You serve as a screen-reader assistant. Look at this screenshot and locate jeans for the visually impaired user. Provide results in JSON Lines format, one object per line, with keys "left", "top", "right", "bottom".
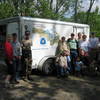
{"left": 13, "top": 58, "right": 21, "bottom": 81}
{"left": 60, "top": 67, "right": 68, "bottom": 76}
{"left": 67, "top": 56, "right": 71, "bottom": 73}
{"left": 70, "top": 49, "right": 78, "bottom": 74}
{"left": 56, "top": 64, "right": 61, "bottom": 76}
{"left": 56, "top": 64, "right": 68, "bottom": 76}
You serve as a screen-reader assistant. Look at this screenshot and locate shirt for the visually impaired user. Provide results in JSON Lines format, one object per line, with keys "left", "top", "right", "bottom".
{"left": 97, "top": 42, "right": 100, "bottom": 47}
{"left": 67, "top": 39, "right": 78, "bottom": 50}
{"left": 22, "top": 38, "right": 32, "bottom": 50}
{"left": 12, "top": 41, "right": 22, "bottom": 57}
{"left": 75, "top": 61, "right": 83, "bottom": 71}
{"left": 56, "top": 56, "right": 67, "bottom": 68}
{"left": 56, "top": 40, "right": 69, "bottom": 56}
{"left": 78, "top": 39, "right": 83, "bottom": 48}
{"left": 4, "top": 41, "right": 13, "bottom": 61}
{"left": 79, "top": 40, "right": 89, "bottom": 52}
{"left": 89, "top": 37, "right": 99, "bottom": 48}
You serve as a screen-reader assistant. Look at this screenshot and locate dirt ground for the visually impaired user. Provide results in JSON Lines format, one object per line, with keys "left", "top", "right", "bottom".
{"left": 0, "top": 74, "right": 100, "bottom": 100}
{"left": 0, "top": 62, "right": 100, "bottom": 100}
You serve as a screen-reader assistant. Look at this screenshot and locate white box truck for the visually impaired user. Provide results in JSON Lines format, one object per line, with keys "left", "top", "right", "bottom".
{"left": 0, "top": 16, "right": 90, "bottom": 74}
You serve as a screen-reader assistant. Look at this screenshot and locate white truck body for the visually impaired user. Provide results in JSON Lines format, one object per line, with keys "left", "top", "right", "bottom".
{"left": 0, "top": 17, "right": 90, "bottom": 73}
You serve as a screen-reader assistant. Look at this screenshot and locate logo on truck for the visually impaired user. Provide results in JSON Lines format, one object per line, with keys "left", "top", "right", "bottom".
{"left": 40, "top": 38, "right": 46, "bottom": 45}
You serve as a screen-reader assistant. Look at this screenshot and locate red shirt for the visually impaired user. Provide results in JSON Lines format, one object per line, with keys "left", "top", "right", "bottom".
{"left": 4, "top": 41, "right": 13, "bottom": 61}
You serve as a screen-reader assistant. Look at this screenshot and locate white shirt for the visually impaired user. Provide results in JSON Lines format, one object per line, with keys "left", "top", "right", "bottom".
{"left": 97, "top": 42, "right": 100, "bottom": 47}
{"left": 89, "top": 37, "right": 99, "bottom": 48}
{"left": 79, "top": 40, "right": 89, "bottom": 52}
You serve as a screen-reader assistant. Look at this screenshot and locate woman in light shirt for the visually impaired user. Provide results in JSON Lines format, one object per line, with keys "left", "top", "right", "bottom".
{"left": 79, "top": 35, "right": 90, "bottom": 66}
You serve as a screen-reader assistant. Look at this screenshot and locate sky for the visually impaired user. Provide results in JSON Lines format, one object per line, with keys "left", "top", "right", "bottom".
{"left": 65, "top": 0, "right": 100, "bottom": 18}
{"left": 81, "top": 0, "right": 100, "bottom": 12}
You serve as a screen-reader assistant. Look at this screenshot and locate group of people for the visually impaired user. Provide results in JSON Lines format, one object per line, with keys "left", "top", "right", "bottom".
{"left": 4, "top": 31, "right": 32, "bottom": 87}
{"left": 55, "top": 32, "right": 100, "bottom": 78}
{"left": 4, "top": 31, "right": 100, "bottom": 87}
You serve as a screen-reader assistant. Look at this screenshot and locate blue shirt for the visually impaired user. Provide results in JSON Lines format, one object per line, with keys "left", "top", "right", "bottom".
{"left": 75, "top": 61, "right": 83, "bottom": 71}
{"left": 12, "top": 41, "right": 22, "bottom": 57}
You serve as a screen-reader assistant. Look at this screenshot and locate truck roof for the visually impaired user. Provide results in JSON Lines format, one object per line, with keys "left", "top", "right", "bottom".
{"left": 0, "top": 16, "right": 89, "bottom": 27}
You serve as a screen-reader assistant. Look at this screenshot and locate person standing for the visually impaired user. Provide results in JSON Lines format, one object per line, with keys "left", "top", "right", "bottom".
{"left": 78, "top": 32, "right": 83, "bottom": 42}
{"left": 12, "top": 33, "right": 22, "bottom": 83}
{"left": 56, "top": 36, "right": 70, "bottom": 56}
{"left": 67, "top": 33, "right": 78, "bottom": 74}
{"left": 56, "top": 50, "right": 69, "bottom": 78}
{"left": 96, "top": 37, "right": 100, "bottom": 70}
{"left": 89, "top": 32, "right": 99, "bottom": 49}
{"left": 77, "top": 32, "right": 83, "bottom": 56}
{"left": 56, "top": 36, "right": 70, "bottom": 75}
{"left": 4, "top": 35, "right": 13, "bottom": 87}
{"left": 89, "top": 32, "right": 99, "bottom": 61}
{"left": 79, "top": 35, "right": 90, "bottom": 66}
{"left": 21, "top": 31, "right": 32, "bottom": 81}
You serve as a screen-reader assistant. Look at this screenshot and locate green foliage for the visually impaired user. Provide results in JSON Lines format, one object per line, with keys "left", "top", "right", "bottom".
{"left": 0, "top": 0, "right": 36, "bottom": 18}
{"left": 0, "top": 0, "right": 100, "bottom": 37}
{"left": 0, "top": 3, "right": 14, "bottom": 19}
{"left": 96, "top": 33, "right": 100, "bottom": 37}
{"left": 86, "top": 7, "right": 100, "bottom": 37}
{"left": 34, "top": 0, "right": 71, "bottom": 19}
{"left": 34, "top": 0, "right": 58, "bottom": 19}
{"left": 76, "top": 7, "right": 100, "bottom": 37}
{"left": 0, "top": 0, "right": 71, "bottom": 20}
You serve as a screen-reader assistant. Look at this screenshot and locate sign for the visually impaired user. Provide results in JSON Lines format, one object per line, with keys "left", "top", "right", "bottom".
{"left": 40, "top": 38, "right": 46, "bottom": 45}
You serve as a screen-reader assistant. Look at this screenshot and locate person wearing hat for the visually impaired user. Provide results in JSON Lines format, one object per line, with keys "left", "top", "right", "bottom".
{"left": 89, "top": 32, "right": 99, "bottom": 61}
{"left": 21, "top": 31, "right": 32, "bottom": 81}
{"left": 89, "top": 32, "right": 99, "bottom": 49}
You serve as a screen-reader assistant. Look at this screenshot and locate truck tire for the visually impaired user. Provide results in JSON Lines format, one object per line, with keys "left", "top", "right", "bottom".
{"left": 42, "top": 58, "right": 55, "bottom": 75}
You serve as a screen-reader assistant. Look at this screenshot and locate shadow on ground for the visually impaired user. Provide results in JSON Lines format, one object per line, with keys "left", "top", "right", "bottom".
{"left": 0, "top": 64, "right": 100, "bottom": 100}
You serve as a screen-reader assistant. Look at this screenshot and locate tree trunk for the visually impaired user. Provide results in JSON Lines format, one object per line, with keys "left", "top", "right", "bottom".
{"left": 86, "top": 0, "right": 96, "bottom": 24}
{"left": 74, "top": 0, "right": 78, "bottom": 22}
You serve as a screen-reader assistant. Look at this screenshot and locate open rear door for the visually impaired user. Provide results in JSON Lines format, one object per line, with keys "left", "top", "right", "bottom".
{"left": 0, "top": 25, "right": 6, "bottom": 58}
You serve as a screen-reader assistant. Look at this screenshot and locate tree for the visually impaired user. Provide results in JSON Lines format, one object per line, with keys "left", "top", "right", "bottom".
{"left": 0, "top": 2, "right": 14, "bottom": 19}
{"left": 76, "top": 6, "right": 100, "bottom": 36}
{"left": 89, "top": 7, "right": 100, "bottom": 35}
{"left": 0, "top": 0, "right": 35, "bottom": 18}
{"left": 65, "top": 0, "right": 83, "bottom": 22}
{"left": 0, "top": 0, "right": 72, "bottom": 19}
{"left": 34, "top": 0, "right": 72, "bottom": 19}
{"left": 86, "top": 0, "right": 97, "bottom": 23}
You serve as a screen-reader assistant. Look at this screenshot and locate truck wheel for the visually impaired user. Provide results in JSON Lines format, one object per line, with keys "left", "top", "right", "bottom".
{"left": 42, "top": 58, "right": 55, "bottom": 75}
